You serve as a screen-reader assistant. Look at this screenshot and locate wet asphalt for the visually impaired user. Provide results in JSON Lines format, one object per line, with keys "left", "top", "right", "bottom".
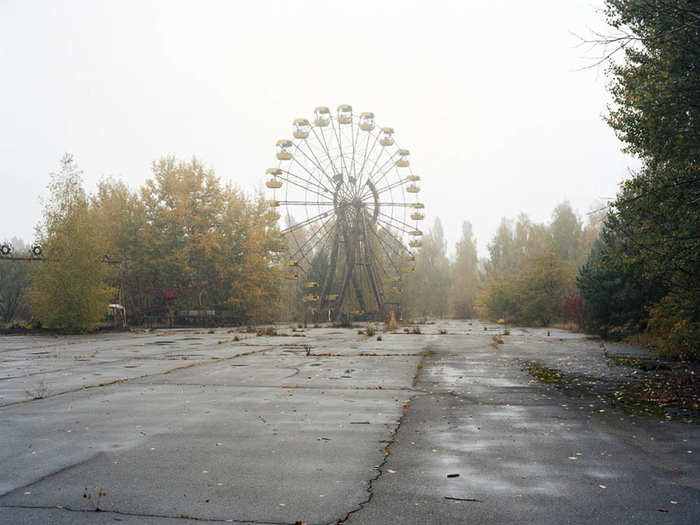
{"left": 0, "top": 321, "right": 697, "bottom": 524}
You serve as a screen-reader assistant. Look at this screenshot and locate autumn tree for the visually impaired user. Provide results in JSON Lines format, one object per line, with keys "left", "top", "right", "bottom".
{"left": 449, "top": 221, "right": 480, "bottom": 318}
{"left": 479, "top": 204, "right": 585, "bottom": 326}
{"left": 226, "top": 193, "right": 284, "bottom": 323}
{"left": 551, "top": 201, "right": 582, "bottom": 262}
{"left": 28, "top": 155, "right": 112, "bottom": 332}
{"left": 402, "top": 218, "right": 450, "bottom": 319}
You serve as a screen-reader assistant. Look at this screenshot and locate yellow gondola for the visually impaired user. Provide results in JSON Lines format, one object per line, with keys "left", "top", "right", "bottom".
{"left": 326, "top": 294, "right": 338, "bottom": 301}
{"left": 286, "top": 260, "right": 298, "bottom": 267}
{"left": 293, "top": 118, "right": 311, "bottom": 139}
{"left": 305, "top": 282, "right": 319, "bottom": 289}
{"left": 266, "top": 200, "right": 280, "bottom": 207}
{"left": 276, "top": 139, "right": 293, "bottom": 160}
{"left": 337, "top": 104, "right": 352, "bottom": 124}
{"left": 380, "top": 127, "right": 394, "bottom": 146}
{"left": 350, "top": 310, "right": 363, "bottom": 316}
{"left": 314, "top": 106, "right": 330, "bottom": 127}
{"left": 284, "top": 273, "right": 300, "bottom": 280}
{"left": 409, "top": 240, "right": 422, "bottom": 248}
{"left": 391, "top": 275, "right": 402, "bottom": 282}
{"left": 406, "top": 174, "right": 420, "bottom": 182}
{"left": 408, "top": 229, "right": 423, "bottom": 236}
{"left": 411, "top": 212, "right": 424, "bottom": 221}
{"left": 411, "top": 202, "right": 425, "bottom": 209}
{"left": 396, "top": 149, "right": 410, "bottom": 167}
{"left": 303, "top": 294, "right": 320, "bottom": 302}
{"left": 406, "top": 184, "right": 420, "bottom": 193}
{"left": 359, "top": 112, "right": 375, "bottom": 131}
{"left": 390, "top": 287, "right": 401, "bottom": 294}
{"left": 266, "top": 179, "right": 282, "bottom": 189}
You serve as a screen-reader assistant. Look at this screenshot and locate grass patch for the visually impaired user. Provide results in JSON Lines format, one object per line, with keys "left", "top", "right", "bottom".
{"left": 527, "top": 365, "right": 566, "bottom": 384}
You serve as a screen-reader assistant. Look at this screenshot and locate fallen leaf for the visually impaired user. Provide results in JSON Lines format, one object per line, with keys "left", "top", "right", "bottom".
{"left": 671, "top": 500, "right": 678, "bottom": 504}
{"left": 599, "top": 484, "right": 606, "bottom": 489}
{"left": 658, "top": 508, "right": 668, "bottom": 513}
{"left": 387, "top": 469, "right": 396, "bottom": 473}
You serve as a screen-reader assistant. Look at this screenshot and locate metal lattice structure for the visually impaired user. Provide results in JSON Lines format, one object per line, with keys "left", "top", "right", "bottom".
{"left": 267, "top": 105, "right": 424, "bottom": 320}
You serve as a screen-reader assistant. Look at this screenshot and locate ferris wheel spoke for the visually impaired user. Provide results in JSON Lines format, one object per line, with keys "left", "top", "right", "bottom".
{"left": 313, "top": 126, "right": 341, "bottom": 180}
{"left": 280, "top": 207, "right": 338, "bottom": 235}
{"left": 277, "top": 171, "right": 333, "bottom": 200}
{"left": 373, "top": 177, "right": 413, "bottom": 196}
{"left": 363, "top": 221, "right": 402, "bottom": 275}
{"left": 349, "top": 116, "right": 361, "bottom": 183}
{"left": 356, "top": 129, "right": 380, "bottom": 191}
{"left": 275, "top": 200, "right": 334, "bottom": 206}
{"left": 288, "top": 218, "right": 336, "bottom": 269}
{"left": 294, "top": 141, "right": 336, "bottom": 189}
{"left": 365, "top": 156, "right": 402, "bottom": 191}
{"left": 377, "top": 223, "right": 414, "bottom": 256}
{"left": 329, "top": 117, "right": 350, "bottom": 184}
{"left": 301, "top": 138, "right": 336, "bottom": 188}
{"left": 360, "top": 175, "right": 412, "bottom": 201}
{"left": 375, "top": 201, "right": 419, "bottom": 207}
{"left": 364, "top": 148, "right": 396, "bottom": 187}
{"left": 289, "top": 158, "right": 334, "bottom": 195}
{"left": 375, "top": 215, "right": 412, "bottom": 235}
{"left": 377, "top": 210, "right": 420, "bottom": 233}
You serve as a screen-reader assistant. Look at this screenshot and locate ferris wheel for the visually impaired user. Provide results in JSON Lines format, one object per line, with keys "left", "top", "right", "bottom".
{"left": 266, "top": 105, "right": 424, "bottom": 320}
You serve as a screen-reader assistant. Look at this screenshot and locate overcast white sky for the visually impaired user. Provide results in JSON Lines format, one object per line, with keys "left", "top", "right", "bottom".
{"left": 0, "top": 0, "right": 635, "bottom": 257}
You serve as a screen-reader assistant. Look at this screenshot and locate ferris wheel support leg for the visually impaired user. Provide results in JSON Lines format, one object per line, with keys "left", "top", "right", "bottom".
{"left": 366, "top": 260, "right": 383, "bottom": 316}
{"left": 361, "top": 213, "right": 384, "bottom": 316}
{"left": 332, "top": 232, "right": 356, "bottom": 321}
{"left": 319, "top": 235, "right": 340, "bottom": 312}
{"left": 352, "top": 273, "right": 366, "bottom": 314}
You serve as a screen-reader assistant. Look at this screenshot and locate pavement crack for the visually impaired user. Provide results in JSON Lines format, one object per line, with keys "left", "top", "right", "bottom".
{"left": 331, "top": 346, "right": 435, "bottom": 524}
{"left": 0, "top": 348, "right": 270, "bottom": 409}
{"left": 0, "top": 504, "right": 292, "bottom": 524}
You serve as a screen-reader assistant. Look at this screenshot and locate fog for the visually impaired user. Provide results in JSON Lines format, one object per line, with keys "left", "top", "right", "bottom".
{"left": 0, "top": 0, "right": 634, "bottom": 256}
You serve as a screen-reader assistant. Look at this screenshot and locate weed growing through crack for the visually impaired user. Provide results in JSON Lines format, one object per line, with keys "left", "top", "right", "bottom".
{"left": 25, "top": 380, "right": 48, "bottom": 400}
{"left": 83, "top": 487, "right": 107, "bottom": 511}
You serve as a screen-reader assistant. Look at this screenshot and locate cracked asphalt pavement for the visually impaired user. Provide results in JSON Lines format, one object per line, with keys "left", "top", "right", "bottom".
{"left": 0, "top": 320, "right": 698, "bottom": 524}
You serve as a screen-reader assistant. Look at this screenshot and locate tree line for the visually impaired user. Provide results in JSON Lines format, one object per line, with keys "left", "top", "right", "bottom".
{"left": 578, "top": 0, "right": 698, "bottom": 359}
{"left": 398, "top": 202, "right": 601, "bottom": 328}
{"left": 1, "top": 154, "right": 282, "bottom": 332}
